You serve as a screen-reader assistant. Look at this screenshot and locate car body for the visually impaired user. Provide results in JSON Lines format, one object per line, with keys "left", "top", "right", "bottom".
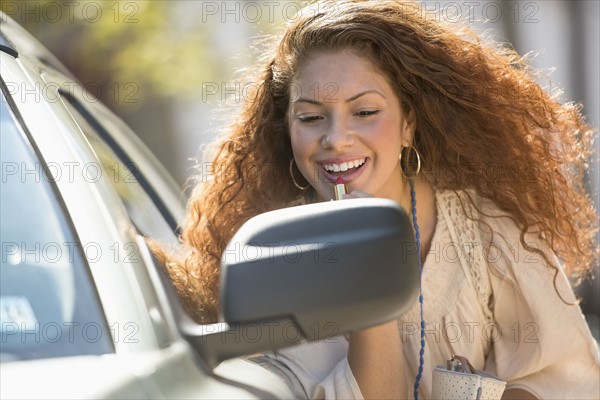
{"left": 1, "top": 13, "right": 419, "bottom": 399}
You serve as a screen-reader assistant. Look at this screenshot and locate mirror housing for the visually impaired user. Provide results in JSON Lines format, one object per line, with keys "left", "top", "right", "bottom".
{"left": 178, "top": 199, "right": 419, "bottom": 367}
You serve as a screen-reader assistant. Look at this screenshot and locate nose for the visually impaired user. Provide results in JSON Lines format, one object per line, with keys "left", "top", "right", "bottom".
{"left": 321, "top": 116, "right": 354, "bottom": 149}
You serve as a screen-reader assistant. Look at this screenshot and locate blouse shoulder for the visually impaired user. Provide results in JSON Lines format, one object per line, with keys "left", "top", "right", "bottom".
{"left": 438, "top": 191, "right": 600, "bottom": 398}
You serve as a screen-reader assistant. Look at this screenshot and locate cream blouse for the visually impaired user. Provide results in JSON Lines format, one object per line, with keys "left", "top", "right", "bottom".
{"left": 251, "top": 189, "right": 600, "bottom": 399}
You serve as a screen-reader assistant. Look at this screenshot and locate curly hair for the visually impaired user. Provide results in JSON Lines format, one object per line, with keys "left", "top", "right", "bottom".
{"left": 151, "top": 0, "right": 598, "bottom": 323}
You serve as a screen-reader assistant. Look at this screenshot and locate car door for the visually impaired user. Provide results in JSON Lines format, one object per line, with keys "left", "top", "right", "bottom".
{"left": 1, "top": 36, "right": 292, "bottom": 398}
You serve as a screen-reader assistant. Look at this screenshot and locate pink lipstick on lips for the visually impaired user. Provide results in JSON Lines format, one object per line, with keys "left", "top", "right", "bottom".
{"left": 334, "top": 177, "right": 347, "bottom": 200}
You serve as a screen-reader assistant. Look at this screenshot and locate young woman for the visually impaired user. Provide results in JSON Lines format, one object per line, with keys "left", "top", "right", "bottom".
{"left": 153, "top": 1, "right": 599, "bottom": 398}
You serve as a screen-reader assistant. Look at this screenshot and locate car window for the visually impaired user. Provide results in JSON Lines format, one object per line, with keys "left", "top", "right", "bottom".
{"left": 0, "top": 88, "right": 114, "bottom": 362}
{"left": 57, "top": 91, "right": 180, "bottom": 347}
{"left": 59, "top": 93, "right": 178, "bottom": 244}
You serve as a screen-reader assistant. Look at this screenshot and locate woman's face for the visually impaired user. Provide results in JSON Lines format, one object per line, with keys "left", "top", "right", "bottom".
{"left": 288, "top": 50, "right": 415, "bottom": 202}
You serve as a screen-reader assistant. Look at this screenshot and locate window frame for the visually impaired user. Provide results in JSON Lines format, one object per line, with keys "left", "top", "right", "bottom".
{"left": 0, "top": 76, "right": 116, "bottom": 360}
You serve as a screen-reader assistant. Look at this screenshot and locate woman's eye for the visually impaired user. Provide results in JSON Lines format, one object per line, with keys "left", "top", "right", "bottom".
{"left": 355, "top": 110, "right": 380, "bottom": 117}
{"left": 298, "top": 115, "right": 323, "bottom": 122}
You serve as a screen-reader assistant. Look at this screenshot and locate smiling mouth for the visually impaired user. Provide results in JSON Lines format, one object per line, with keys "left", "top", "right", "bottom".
{"left": 320, "top": 158, "right": 367, "bottom": 178}
{"left": 322, "top": 158, "right": 366, "bottom": 172}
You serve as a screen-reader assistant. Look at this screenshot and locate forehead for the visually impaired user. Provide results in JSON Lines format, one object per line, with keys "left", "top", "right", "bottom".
{"left": 292, "top": 50, "right": 395, "bottom": 99}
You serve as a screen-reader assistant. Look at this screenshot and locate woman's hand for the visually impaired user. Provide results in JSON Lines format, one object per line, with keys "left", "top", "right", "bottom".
{"left": 343, "top": 190, "right": 407, "bottom": 398}
{"left": 340, "top": 190, "right": 373, "bottom": 199}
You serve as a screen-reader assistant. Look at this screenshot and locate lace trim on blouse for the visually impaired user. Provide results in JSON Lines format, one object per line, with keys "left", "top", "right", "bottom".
{"left": 437, "top": 190, "right": 494, "bottom": 324}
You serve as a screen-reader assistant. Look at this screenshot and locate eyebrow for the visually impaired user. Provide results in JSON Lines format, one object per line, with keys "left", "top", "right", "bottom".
{"left": 292, "top": 89, "right": 385, "bottom": 104}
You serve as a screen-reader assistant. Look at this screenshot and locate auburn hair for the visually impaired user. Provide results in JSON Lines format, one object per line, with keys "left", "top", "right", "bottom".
{"left": 151, "top": 0, "right": 598, "bottom": 323}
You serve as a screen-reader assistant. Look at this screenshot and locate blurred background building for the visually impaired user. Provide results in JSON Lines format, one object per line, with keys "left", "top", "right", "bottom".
{"left": 2, "top": 0, "right": 598, "bottom": 324}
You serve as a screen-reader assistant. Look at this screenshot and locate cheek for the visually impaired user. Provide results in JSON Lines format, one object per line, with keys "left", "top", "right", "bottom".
{"left": 289, "top": 131, "right": 305, "bottom": 158}
{"left": 290, "top": 128, "right": 317, "bottom": 159}
{"left": 368, "top": 118, "right": 403, "bottom": 154}
{"left": 290, "top": 128, "right": 323, "bottom": 186}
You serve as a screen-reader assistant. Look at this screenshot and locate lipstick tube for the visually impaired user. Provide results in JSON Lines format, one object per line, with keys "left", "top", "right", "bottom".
{"left": 334, "top": 177, "right": 347, "bottom": 200}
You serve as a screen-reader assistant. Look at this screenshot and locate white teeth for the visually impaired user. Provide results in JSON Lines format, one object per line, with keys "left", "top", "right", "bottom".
{"left": 322, "top": 158, "right": 365, "bottom": 172}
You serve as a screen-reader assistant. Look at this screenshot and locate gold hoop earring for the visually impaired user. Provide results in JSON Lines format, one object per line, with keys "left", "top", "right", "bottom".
{"left": 289, "top": 158, "right": 310, "bottom": 190}
{"left": 399, "top": 145, "right": 422, "bottom": 178}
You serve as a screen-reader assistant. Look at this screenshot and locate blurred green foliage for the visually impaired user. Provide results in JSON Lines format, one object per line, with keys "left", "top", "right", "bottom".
{"left": 0, "top": 0, "right": 222, "bottom": 105}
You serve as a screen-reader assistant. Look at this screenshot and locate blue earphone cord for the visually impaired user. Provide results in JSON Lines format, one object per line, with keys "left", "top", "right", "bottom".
{"left": 409, "top": 179, "right": 425, "bottom": 400}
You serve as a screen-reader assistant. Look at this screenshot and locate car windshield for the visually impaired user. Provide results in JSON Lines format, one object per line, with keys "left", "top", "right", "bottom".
{"left": 0, "top": 89, "right": 113, "bottom": 362}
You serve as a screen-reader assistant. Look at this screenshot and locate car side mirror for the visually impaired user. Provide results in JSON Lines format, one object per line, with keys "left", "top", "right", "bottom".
{"left": 179, "top": 199, "right": 419, "bottom": 367}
